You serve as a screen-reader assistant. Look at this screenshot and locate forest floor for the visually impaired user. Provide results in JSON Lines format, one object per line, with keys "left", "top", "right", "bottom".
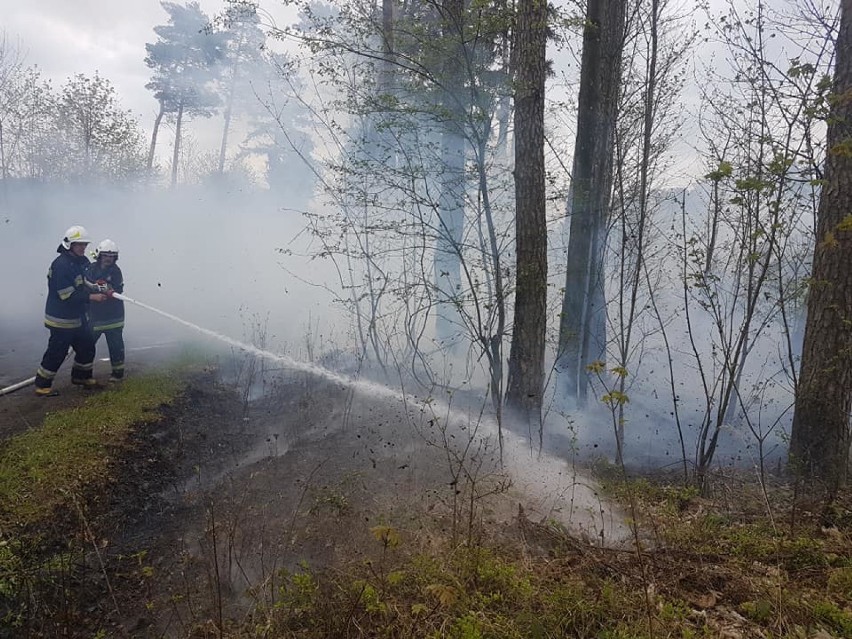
{"left": 0, "top": 332, "right": 850, "bottom": 638}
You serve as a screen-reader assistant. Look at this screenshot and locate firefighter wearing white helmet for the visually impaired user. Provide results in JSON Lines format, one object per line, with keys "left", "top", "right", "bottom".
{"left": 94, "top": 239, "right": 119, "bottom": 258}
{"left": 61, "top": 225, "right": 92, "bottom": 249}
{"left": 34, "top": 225, "right": 108, "bottom": 396}
{"left": 86, "top": 239, "right": 126, "bottom": 382}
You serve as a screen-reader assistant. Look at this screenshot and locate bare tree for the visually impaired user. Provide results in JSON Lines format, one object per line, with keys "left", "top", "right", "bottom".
{"left": 605, "top": 0, "right": 693, "bottom": 464}
{"left": 0, "top": 32, "right": 24, "bottom": 182}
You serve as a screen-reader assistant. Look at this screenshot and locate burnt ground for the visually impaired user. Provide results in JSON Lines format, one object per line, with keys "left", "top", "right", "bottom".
{"left": 0, "top": 330, "right": 627, "bottom": 638}
{"left": 4, "top": 334, "right": 851, "bottom": 639}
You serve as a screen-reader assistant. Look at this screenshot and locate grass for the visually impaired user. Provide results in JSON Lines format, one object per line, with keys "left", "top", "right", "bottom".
{"left": 236, "top": 473, "right": 852, "bottom": 639}
{"left": 0, "top": 367, "right": 849, "bottom": 638}
{"left": 0, "top": 369, "right": 190, "bottom": 634}
{"left": 0, "top": 373, "right": 183, "bottom": 529}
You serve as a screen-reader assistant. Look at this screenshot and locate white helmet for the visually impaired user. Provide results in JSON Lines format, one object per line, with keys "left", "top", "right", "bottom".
{"left": 95, "top": 239, "right": 119, "bottom": 259}
{"left": 61, "top": 225, "right": 91, "bottom": 249}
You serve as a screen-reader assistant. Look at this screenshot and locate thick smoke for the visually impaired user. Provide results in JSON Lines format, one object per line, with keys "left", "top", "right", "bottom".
{"left": 1, "top": 182, "right": 344, "bottom": 384}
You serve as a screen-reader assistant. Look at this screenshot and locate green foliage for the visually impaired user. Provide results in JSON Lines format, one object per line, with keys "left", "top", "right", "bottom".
{"left": 144, "top": 1, "right": 226, "bottom": 117}
{"left": 309, "top": 485, "right": 350, "bottom": 515}
{"left": 57, "top": 73, "right": 148, "bottom": 181}
{"left": 594, "top": 473, "right": 699, "bottom": 515}
{"left": 812, "top": 600, "right": 852, "bottom": 636}
{"left": 0, "top": 372, "right": 185, "bottom": 633}
{"left": 828, "top": 567, "right": 852, "bottom": 598}
{"left": 602, "top": 390, "right": 630, "bottom": 407}
{"left": 837, "top": 214, "right": 852, "bottom": 233}
{"left": 829, "top": 137, "right": 852, "bottom": 158}
{"left": 788, "top": 59, "right": 816, "bottom": 79}
{"left": 741, "top": 599, "right": 773, "bottom": 623}
{"left": 370, "top": 525, "right": 401, "bottom": 548}
{"left": 705, "top": 160, "right": 733, "bottom": 181}
{"left": 255, "top": 538, "right": 681, "bottom": 637}
{"left": 448, "top": 613, "right": 483, "bottom": 639}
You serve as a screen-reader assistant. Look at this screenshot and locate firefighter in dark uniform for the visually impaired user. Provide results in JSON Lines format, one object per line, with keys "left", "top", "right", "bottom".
{"left": 34, "top": 225, "right": 108, "bottom": 397}
{"left": 86, "top": 239, "right": 125, "bottom": 382}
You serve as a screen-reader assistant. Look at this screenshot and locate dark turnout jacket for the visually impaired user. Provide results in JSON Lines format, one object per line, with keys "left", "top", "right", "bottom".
{"left": 86, "top": 261, "right": 125, "bottom": 332}
{"left": 44, "top": 247, "right": 92, "bottom": 329}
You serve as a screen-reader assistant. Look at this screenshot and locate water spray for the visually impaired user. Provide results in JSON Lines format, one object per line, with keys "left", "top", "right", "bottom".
{"left": 112, "top": 293, "right": 630, "bottom": 544}
{"left": 1, "top": 292, "right": 629, "bottom": 544}
{"left": 112, "top": 293, "right": 394, "bottom": 397}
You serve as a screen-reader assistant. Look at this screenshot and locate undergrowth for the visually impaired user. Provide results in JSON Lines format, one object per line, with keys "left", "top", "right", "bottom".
{"left": 0, "top": 371, "right": 187, "bottom": 634}
{"left": 233, "top": 474, "right": 852, "bottom": 639}
{"left": 0, "top": 374, "right": 182, "bottom": 528}
{"left": 0, "top": 367, "right": 850, "bottom": 639}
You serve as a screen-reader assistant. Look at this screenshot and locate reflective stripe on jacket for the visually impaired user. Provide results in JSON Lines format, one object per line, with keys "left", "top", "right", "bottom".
{"left": 44, "top": 248, "right": 91, "bottom": 330}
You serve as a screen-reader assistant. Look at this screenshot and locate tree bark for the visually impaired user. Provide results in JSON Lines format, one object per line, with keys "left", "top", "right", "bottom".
{"left": 556, "top": 0, "right": 625, "bottom": 407}
{"left": 434, "top": 0, "right": 467, "bottom": 349}
{"left": 506, "top": 0, "right": 548, "bottom": 430}
{"left": 789, "top": 0, "right": 852, "bottom": 493}
{"left": 218, "top": 60, "right": 238, "bottom": 174}
{"left": 147, "top": 99, "right": 165, "bottom": 173}
{"left": 0, "top": 118, "right": 7, "bottom": 180}
{"left": 171, "top": 102, "right": 184, "bottom": 188}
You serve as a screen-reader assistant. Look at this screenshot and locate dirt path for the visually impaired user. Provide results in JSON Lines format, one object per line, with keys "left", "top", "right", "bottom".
{"left": 0, "top": 325, "right": 183, "bottom": 441}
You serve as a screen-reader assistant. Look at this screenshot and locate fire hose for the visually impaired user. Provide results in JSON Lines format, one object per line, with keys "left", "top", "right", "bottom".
{"left": 0, "top": 376, "right": 37, "bottom": 396}
{"left": 1, "top": 291, "right": 298, "bottom": 396}
{"left": 0, "top": 292, "right": 135, "bottom": 397}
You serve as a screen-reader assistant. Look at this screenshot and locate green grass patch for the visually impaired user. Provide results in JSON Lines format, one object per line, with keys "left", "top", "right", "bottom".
{"left": 259, "top": 539, "right": 667, "bottom": 638}
{"left": 0, "top": 373, "right": 184, "bottom": 529}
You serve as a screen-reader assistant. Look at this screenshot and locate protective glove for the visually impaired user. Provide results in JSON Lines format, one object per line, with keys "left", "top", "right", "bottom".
{"left": 105, "top": 290, "right": 116, "bottom": 299}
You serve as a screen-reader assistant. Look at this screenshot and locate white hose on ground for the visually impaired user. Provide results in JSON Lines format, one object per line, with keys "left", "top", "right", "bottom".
{"left": 0, "top": 376, "right": 37, "bottom": 396}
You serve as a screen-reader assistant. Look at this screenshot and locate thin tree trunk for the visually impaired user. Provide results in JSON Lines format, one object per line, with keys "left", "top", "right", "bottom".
{"left": 615, "top": 0, "right": 659, "bottom": 462}
{"left": 171, "top": 102, "right": 184, "bottom": 188}
{"left": 0, "top": 118, "right": 7, "bottom": 180}
{"left": 789, "top": 0, "right": 852, "bottom": 493}
{"left": 506, "top": 0, "right": 548, "bottom": 431}
{"left": 218, "top": 68, "right": 237, "bottom": 174}
{"left": 147, "top": 100, "right": 165, "bottom": 173}
{"left": 381, "top": 0, "right": 395, "bottom": 89}
{"left": 434, "top": 0, "right": 467, "bottom": 349}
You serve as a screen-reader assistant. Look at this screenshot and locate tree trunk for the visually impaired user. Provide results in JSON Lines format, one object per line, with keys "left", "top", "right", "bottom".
{"left": 381, "top": 0, "right": 395, "bottom": 90}
{"left": 171, "top": 102, "right": 184, "bottom": 188}
{"left": 147, "top": 100, "right": 165, "bottom": 173}
{"left": 434, "top": 0, "right": 467, "bottom": 349}
{"left": 218, "top": 64, "right": 238, "bottom": 174}
{"left": 506, "top": 0, "right": 548, "bottom": 432}
{"left": 556, "top": 0, "right": 625, "bottom": 408}
{"left": 0, "top": 118, "right": 7, "bottom": 180}
{"left": 789, "top": 0, "right": 852, "bottom": 493}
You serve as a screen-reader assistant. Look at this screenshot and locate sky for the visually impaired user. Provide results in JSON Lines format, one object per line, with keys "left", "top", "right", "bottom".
{"left": 1, "top": 0, "right": 803, "bottom": 188}
{"left": 0, "top": 0, "right": 297, "bottom": 160}
{"left": 2, "top": 1, "right": 202, "bottom": 125}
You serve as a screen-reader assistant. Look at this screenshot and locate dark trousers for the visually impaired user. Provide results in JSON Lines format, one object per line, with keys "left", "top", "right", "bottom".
{"left": 94, "top": 328, "right": 125, "bottom": 378}
{"left": 35, "top": 324, "right": 96, "bottom": 388}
